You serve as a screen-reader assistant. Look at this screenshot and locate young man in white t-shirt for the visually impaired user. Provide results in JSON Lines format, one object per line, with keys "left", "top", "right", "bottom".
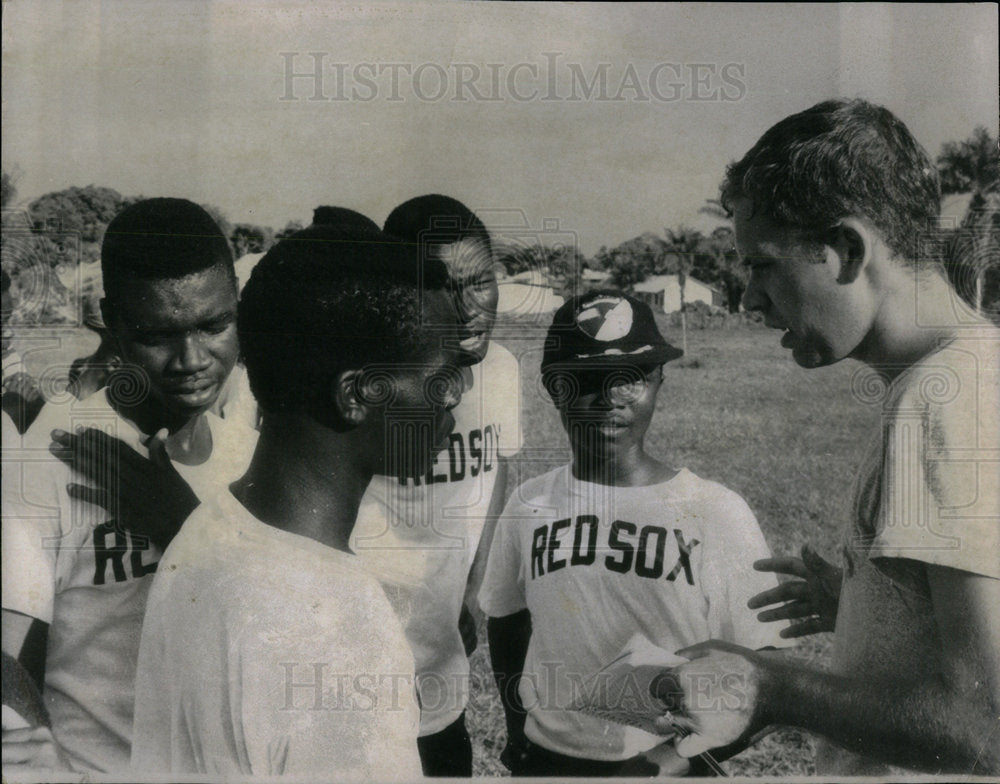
{"left": 351, "top": 195, "right": 522, "bottom": 776}
{"left": 131, "top": 221, "right": 471, "bottom": 778}
{"left": 1, "top": 199, "right": 256, "bottom": 774}
{"left": 667, "top": 100, "right": 1000, "bottom": 776}
{"left": 480, "top": 290, "right": 786, "bottom": 776}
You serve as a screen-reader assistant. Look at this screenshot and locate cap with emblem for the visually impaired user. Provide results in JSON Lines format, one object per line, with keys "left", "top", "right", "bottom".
{"left": 541, "top": 289, "right": 682, "bottom": 374}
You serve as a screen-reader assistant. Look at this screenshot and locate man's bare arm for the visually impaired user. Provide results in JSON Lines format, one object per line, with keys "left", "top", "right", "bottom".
{"left": 487, "top": 609, "right": 532, "bottom": 771}
{"left": 465, "top": 456, "right": 509, "bottom": 611}
{"left": 674, "top": 565, "right": 1000, "bottom": 773}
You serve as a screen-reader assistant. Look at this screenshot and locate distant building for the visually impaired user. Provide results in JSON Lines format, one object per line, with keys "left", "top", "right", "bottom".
{"left": 497, "top": 269, "right": 565, "bottom": 315}
{"left": 631, "top": 274, "right": 723, "bottom": 312}
{"left": 581, "top": 268, "right": 610, "bottom": 285}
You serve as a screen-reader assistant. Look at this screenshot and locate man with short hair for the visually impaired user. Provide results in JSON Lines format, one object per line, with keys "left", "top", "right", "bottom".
{"left": 350, "top": 195, "right": 523, "bottom": 776}
{"left": 131, "top": 222, "right": 468, "bottom": 778}
{"left": 664, "top": 99, "right": 1000, "bottom": 776}
{"left": 1, "top": 198, "right": 256, "bottom": 773}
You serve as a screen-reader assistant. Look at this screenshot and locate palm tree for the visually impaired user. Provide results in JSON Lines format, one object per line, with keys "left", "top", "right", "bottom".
{"left": 703, "top": 226, "right": 746, "bottom": 313}
{"left": 936, "top": 127, "right": 999, "bottom": 196}
{"left": 663, "top": 226, "right": 705, "bottom": 356}
{"left": 937, "top": 128, "right": 999, "bottom": 316}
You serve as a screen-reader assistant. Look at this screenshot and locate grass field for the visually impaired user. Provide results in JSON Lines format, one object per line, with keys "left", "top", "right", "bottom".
{"left": 8, "top": 316, "right": 881, "bottom": 777}
{"left": 467, "top": 314, "right": 881, "bottom": 777}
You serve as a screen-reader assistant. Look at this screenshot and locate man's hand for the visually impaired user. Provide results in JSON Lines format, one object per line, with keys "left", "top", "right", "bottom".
{"left": 49, "top": 426, "right": 199, "bottom": 551}
{"left": 2, "top": 725, "right": 73, "bottom": 772}
{"left": 748, "top": 544, "right": 842, "bottom": 638}
{"left": 660, "top": 640, "right": 767, "bottom": 759}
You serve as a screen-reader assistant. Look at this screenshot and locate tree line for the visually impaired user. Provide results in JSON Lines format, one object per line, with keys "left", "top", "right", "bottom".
{"left": 2, "top": 126, "right": 996, "bottom": 324}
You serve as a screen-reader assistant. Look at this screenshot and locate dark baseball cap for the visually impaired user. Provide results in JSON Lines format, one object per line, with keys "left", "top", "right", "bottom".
{"left": 542, "top": 289, "right": 682, "bottom": 374}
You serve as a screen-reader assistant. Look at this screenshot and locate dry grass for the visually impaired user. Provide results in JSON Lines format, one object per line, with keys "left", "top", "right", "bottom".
{"left": 9, "top": 318, "right": 880, "bottom": 777}
{"left": 466, "top": 315, "right": 879, "bottom": 776}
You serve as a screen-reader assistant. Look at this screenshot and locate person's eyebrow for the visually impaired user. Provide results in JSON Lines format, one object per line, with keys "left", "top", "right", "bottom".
{"left": 200, "top": 310, "right": 236, "bottom": 325}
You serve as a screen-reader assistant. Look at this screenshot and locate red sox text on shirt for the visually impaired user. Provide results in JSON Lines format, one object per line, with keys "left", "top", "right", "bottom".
{"left": 529, "top": 515, "right": 700, "bottom": 584}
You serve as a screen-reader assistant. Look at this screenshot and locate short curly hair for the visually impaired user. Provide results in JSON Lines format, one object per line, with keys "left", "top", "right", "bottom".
{"left": 238, "top": 223, "right": 450, "bottom": 419}
{"left": 722, "top": 99, "right": 941, "bottom": 264}
{"left": 384, "top": 194, "right": 492, "bottom": 256}
{"left": 101, "top": 198, "right": 234, "bottom": 305}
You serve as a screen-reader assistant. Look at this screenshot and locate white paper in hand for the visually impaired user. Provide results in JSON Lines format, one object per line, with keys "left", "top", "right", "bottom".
{"left": 570, "top": 633, "right": 686, "bottom": 736}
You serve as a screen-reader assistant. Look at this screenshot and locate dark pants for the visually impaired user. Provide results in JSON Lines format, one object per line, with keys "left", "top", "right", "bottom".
{"left": 513, "top": 738, "right": 718, "bottom": 778}
{"left": 417, "top": 712, "right": 473, "bottom": 777}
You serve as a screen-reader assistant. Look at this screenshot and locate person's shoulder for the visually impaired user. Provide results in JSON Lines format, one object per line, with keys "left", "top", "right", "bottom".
{"left": 504, "top": 464, "right": 569, "bottom": 511}
{"left": 908, "top": 328, "right": 1000, "bottom": 381}
{"left": 19, "top": 389, "right": 108, "bottom": 446}
{"left": 671, "top": 469, "right": 756, "bottom": 520}
{"left": 893, "top": 330, "right": 1000, "bottom": 426}
{"left": 156, "top": 494, "right": 236, "bottom": 576}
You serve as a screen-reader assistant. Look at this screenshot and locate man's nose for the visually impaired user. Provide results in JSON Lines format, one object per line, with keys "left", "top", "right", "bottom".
{"left": 172, "top": 334, "right": 212, "bottom": 373}
{"left": 572, "top": 388, "right": 613, "bottom": 411}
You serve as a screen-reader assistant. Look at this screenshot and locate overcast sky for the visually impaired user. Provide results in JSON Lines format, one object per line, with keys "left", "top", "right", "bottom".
{"left": 3, "top": 1, "right": 997, "bottom": 256}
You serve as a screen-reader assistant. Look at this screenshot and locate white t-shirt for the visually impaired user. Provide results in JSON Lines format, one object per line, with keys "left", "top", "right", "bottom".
{"left": 211, "top": 362, "right": 260, "bottom": 431}
{"left": 1, "top": 389, "right": 256, "bottom": 773}
{"left": 817, "top": 331, "right": 1000, "bottom": 776}
{"left": 351, "top": 341, "right": 522, "bottom": 735}
{"left": 131, "top": 489, "right": 423, "bottom": 780}
{"left": 479, "top": 465, "right": 786, "bottom": 761}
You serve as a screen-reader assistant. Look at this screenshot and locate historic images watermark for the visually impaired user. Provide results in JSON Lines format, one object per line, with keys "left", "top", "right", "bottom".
{"left": 279, "top": 52, "right": 747, "bottom": 103}
{"left": 277, "top": 660, "right": 753, "bottom": 716}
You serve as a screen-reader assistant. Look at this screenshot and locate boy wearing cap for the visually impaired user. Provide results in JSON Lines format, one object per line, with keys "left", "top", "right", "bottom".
{"left": 479, "top": 290, "right": 785, "bottom": 776}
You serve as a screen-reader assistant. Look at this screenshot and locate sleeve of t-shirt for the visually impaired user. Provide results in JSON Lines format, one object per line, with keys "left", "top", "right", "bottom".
{"left": 1, "top": 459, "right": 62, "bottom": 624}
{"left": 704, "top": 491, "right": 791, "bottom": 650}
{"left": 492, "top": 345, "right": 523, "bottom": 458}
{"left": 870, "top": 346, "right": 1000, "bottom": 579}
{"left": 478, "top": 496, "right": 528, "bottom": 617}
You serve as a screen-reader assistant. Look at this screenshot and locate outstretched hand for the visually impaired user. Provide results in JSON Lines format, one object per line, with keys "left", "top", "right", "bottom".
{"left": 655, "top": 640, "right": 766, "bottom": 759}
{"left": 748, "top": 545, "right": 842, "bottom": 638}
{"left": 2, "top": 726, "right": 74, "bottom": 773}
{"left": 49, "top": 427, "right": 199, "bottom": 552}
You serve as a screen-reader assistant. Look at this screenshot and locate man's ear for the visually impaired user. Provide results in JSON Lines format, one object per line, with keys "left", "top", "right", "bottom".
{"left": 829, "top": 218, "right": 873, "bottom": 285}
{"left": 333, "top": 369, "right": 368, "bottom": 426}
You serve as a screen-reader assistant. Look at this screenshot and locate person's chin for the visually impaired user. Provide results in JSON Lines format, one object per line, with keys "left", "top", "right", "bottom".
{"left": 782, "top": 331, "right": 826, "bottom": 369}
{"left": 162, "top": 385, "right": 220, "bottom": 416}
{"left": 458, "top": 331, "right": 491, "bottom": 362}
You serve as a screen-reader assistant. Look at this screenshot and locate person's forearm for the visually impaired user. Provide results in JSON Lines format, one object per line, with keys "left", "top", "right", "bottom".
{"left": 465, "top": 457, "right": 509, "bottom": 609}
{"left": 757, "top": 655, "right": 999, "bottom": 773}
{"left": 487, "top": 610, "right": 531, "bottom": 737}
